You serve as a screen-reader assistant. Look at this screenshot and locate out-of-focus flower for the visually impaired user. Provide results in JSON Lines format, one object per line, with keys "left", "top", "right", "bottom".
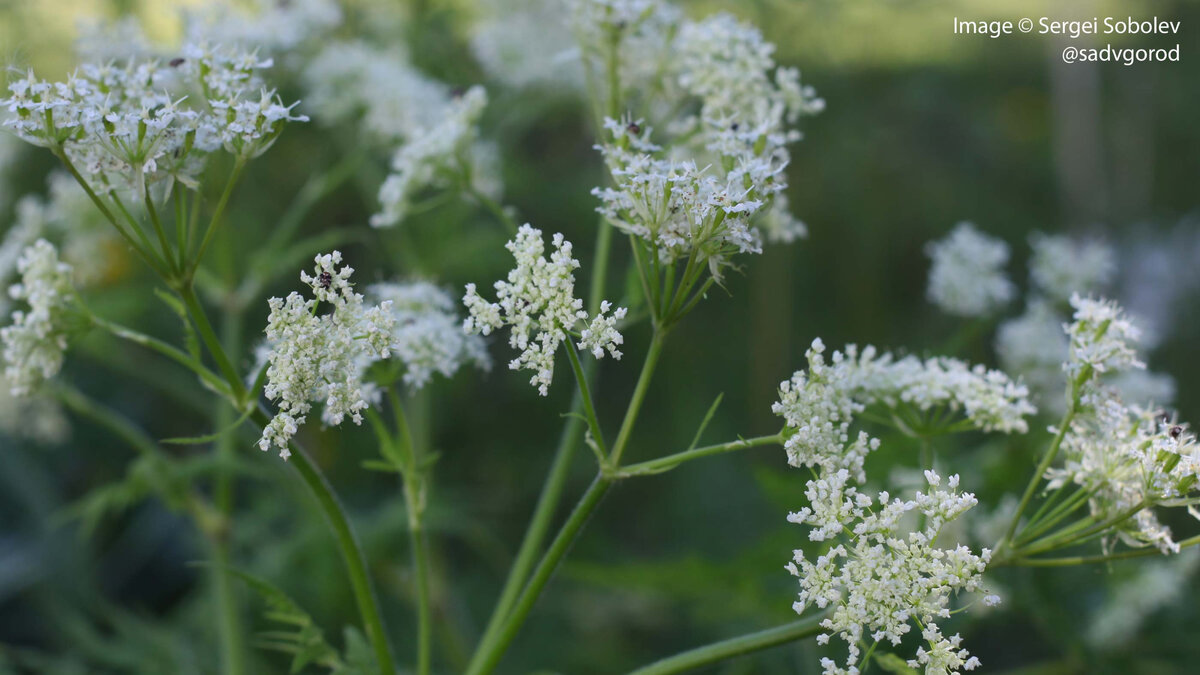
{"left": 926, "top": 222, "right": 1014, "bottom": 317}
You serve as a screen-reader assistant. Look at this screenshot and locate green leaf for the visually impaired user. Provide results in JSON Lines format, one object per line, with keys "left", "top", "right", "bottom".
{"left": 360, "top": 459, "right": 401, "bottom": 474}
{"left": 216, "top": 566, "right": 342, "bottom": 673}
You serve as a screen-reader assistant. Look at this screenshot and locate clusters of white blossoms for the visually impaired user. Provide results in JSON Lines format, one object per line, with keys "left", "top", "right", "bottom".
{"left": 1043, "top": 296, "right": 1199, "bottom": 554}
{"left": 1028, "top": 233, "right": 1116, "bottom": 305}
{"left": 371, "top": 86, "right": 500, "bottom": 228}
{"left": 787, "top": 470, "right": 990, "bottom": 675}
{"left": 587, "top": 7, "right": 821, "bottom": 276}
{"left": 1, "top": 43, "right": 306, "bottom": 194}
{"left": 471, "top": 0, "right": 583, "bottom": 91}
{"left": 463, "top": 225, "right": 626, "bottom": 396}
{"left": 775, "top": 338, "right": 1028, "bottom": 673}
{"left": 1, "top": 240, "right": 77, "bottom": 397}
{"left": 301, "top": 41, "right": 450, "bottom": 142}
{"left": 773, "top": 339, "right": 1034, "bottom": 481}
{"left": 366, "top": 281, "right": 489, "bottom": 389}
{"left": 925, "top": 222, "right": 1015, "bottom": 317}
{"left": 258, "top": 252, "right": 395, "bottom": 459}
{"left": 182, "top": 0, "right": 342, "bottom": 58}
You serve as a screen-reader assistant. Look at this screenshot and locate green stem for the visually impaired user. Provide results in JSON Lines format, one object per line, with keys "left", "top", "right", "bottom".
{"left": 607, "top": 329, "right": 666, "bottom": 467}
{"left": 1008, "top": 533, "right": 1200, "bottom": 567}
{"left": 190, "top": 160, "right": 245, "bottom": 276}
{"left": 615, "top": 434, "right": 783, "bottom": 478}
{"left": 251, "top": 409, "right": 396, "bottom": 675}
{"left": 465, "top": 475, "right": 612, "bottom": 675}
{"left": 91, "top": 314, "right": 230, "bottom": 397}
{"left": 564, "top": 341, "right": 607, "bottom": 462}
{"left": 627, "top": 614, "right": 826, "bottom": 675}
{"left": 212, "top": 304, "right": 245, "bottom": 675}
{"left": 144, "top": 185, "right": 180, "bottom": 278}
{"left": 388, "top": 391, "right": 432, "bottom": 675}
{"left": 464, "top": 182, "right": 518, "bottom": 235}
{"left": 179, "top": 285, "right": 247, "bottom": 402}
{"left": 999, "top": 368, "right": 1090, "bottom": 549}
{"left": 54, "top": 151, "right": 167, "bottom": 276}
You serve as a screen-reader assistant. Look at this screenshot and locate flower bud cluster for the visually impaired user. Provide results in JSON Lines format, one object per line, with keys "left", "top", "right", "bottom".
{"left": 367, "top": 281, "right": 490, "bottom": 390}
{"left": 925, "top": 222, "right": 1015, "bottom": 317}
{"left": 371, "top": 87, "right": 498, "bottom": 228}
{"left": 786, "top": 471, "right": 989, "bottom": 675}
{"left": 463, "top": 225, "right": 626, "bottom": 396}
{"left": 2, "top": 241, "right": 77, "bottom": 396}
{"left": 258, "top": 252, "right": 396, "bottom": 459}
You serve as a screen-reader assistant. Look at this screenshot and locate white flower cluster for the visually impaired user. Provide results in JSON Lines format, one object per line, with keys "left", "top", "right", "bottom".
{"left": 1065, "top": 295, "right": 1144, "bottom": 379}
{"left": 0, "top": 385, "right": 69, "bottom": 444}
{"left": 0, "top": 173, "right": 120, "bottom": 316}
{"left": 1029, "top": 233, "right": 1115, "bottom": 304}
{"left": 925, "top": 222, "right": 1014, "bottom": 317}
{"left": 183, "top": 0, "right": 342, "bottom": 57}
{"left": 1046, "top": 392, "right": 1198, "bottom": 554}
{"left": 1, "top": 44, "right": 306, "bottom": 194}
{"left": 463, "top": 225, "right": 626, "bottom": 395}
{"left": 588, "top": 9, "right": 822, "bottom": 275}
{"left": 367, "top": 281, "right": 490, "bottom": 389}
{"left": 471, "top": 0, "right": 583, "bottom": 91}
{"left": 787, "top": 470, "right": 989, "bottom": 675}
{"left": 301, "top": 41, "right": 450, "bottom": 142}
{"left": 371, "top": 87, "right": 500, "bottom": 228}
{"left": 1044, "top": 297, "right": 1199, "bottom": 553}
{"left": 2, "top": 240, "right": 77, "bottom": 396}
{"left": 775, "top": 338, "right": 1022, "bottom": 673}
{"left": 566, "top": 0, "right": 681, "bottom": 106}
{"left": 992, "top": 232, "right": 1171, "bottom": 413}
{"left": 773, "top": 339, "right": 1033, "bottom": 479}
{"left": 258, "top": 252, "right": 395, "bottom": 459}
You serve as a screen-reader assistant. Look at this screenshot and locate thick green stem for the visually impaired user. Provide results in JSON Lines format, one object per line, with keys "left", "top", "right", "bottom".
{"left": 616, "top": 434, "right": 783, "bottom": 478}
{"left": 407, "top": 500, "right": 433, "bottom": 675}
{"left": 251, "top": 409, "right": 396, "bottom": 675}
{"left": 212, "top": 305, "right": 245, "bottom": 675}
{"left": 465, "top": 475, "right": 612, "bottom": 675}
{"left": 628, "top": 614, "right": 826, "bottom": 675}
{"left": 607, "top": 329, "right": 666, "bottom": 466}
{"left": 389, "top": 391, "right": 432, "bottom": 675}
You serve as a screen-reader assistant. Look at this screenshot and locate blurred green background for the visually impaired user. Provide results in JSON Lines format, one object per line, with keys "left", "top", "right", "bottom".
{"left": 1, "top": 0, "right": 1199, "bottom": 673}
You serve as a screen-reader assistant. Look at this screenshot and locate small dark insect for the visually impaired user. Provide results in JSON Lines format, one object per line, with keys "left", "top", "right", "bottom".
{"left": 169, "top": 57, "right": 186, "bottom": 68}
{"left": 1170, "top": 426, "right": 1184, "bottom": 440}
{"left": 451, "top": 86, "right": 467, "bottom": 98}
{"left": 318, "top": 271, "right": 333, "bottom": 289}
{"left": 730, "top": 122, "right": 740, "bottom": 131}
{"left": 627, "top": 122, "right": 641, "bottom": 135}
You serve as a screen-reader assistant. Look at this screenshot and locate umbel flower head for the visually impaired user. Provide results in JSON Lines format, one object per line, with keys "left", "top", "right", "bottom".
{"left": 925, "top": 222, "right": 1014, "bottom": 317}
{"left": 258, "top": 251, "right": 395, "bottom": 459}
{"left": 1029, "top": 232, "right": 1115, "bottom": 304}
{"left": 2, "top": 240, "right": 78, "bottom": 396}
{"left": 773, "top": 338, "right": 1034, "bottom": 482}
{"left": 1045, "top": 296, "right": 1199, "bottom": 554}
{"left": 371, "top": 86, "right": 499, "bottom": 228}
{"left": 463, "top": 224, "right": 626, "bottom": 396}
{"left": 367, "top": 281, "right": 490, "bottom": 389}
{"left": 1, "top": 42, "right": 306, "bottom": 195}
{"left": 787, "top": 471, "right": 990, "bottom": 675}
